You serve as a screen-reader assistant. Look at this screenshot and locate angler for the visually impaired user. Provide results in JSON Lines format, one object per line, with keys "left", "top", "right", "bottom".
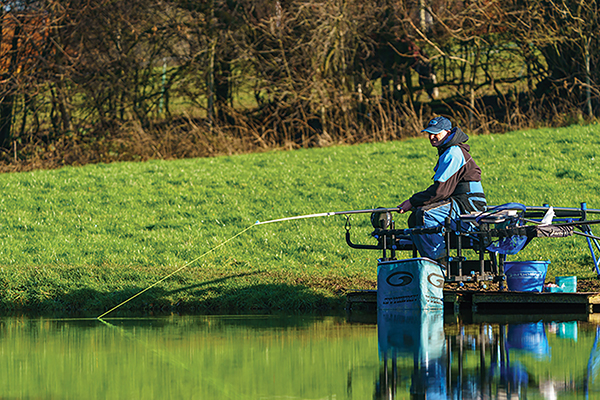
{"left": 398, "top": 116, "right": 487, "bottom": 263}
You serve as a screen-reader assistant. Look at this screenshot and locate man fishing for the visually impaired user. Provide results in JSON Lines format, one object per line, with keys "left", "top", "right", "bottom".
{"left": 397, "top": 116, "right": 487, "bottom": 261}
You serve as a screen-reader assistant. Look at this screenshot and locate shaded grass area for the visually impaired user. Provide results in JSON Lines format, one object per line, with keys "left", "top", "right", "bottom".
{"left": 0, "top": 265, "right": 368, "bottom": 315}
{"left": 0, "top": 123, "right": 599, "bottom": 313}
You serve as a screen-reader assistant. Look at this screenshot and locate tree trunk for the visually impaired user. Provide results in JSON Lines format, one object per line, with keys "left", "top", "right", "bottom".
{"left": 0, "top": 96, "right": 14, "bottom": 149}
{"left": 0, "top": 16, "right": 21, "bottom": 148}
{"left": 215, "top": 58, "right": 231, "bottom": 122}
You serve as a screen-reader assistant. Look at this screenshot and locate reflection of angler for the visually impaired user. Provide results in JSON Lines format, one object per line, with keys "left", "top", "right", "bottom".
{"left": 376, "top": 310, "right": 447, "bottom": 399}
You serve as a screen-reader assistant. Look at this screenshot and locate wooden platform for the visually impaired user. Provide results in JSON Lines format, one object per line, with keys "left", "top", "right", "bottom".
{"left": 346, "top": 289, "right": 600, "bottom": 314}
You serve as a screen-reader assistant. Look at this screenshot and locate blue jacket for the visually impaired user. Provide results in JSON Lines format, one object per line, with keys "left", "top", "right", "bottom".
{"left": 409, "top": 127, "right": 486, "bottom": 213}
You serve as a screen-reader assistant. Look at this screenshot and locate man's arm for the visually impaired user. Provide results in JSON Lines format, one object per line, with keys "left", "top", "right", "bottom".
{"left": 407, "top": 146, "right": 466, "bottom": 207}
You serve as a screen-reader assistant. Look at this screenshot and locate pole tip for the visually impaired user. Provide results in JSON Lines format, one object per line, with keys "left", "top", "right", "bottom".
{"left": 255, "top": 220, "right": 260, "bottom": 225}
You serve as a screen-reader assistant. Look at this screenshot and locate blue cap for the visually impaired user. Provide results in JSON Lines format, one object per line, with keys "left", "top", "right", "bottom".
{"left": 422, "top": 116, "right": 452, "bottom": 134}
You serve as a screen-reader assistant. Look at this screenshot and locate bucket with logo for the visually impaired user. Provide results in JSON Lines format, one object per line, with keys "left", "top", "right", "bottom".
{"left": 377, "top": 258, "right": 445, "bottom": 310}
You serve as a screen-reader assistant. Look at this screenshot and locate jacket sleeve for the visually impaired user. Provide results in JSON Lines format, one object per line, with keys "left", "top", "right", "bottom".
{"left": 409, "top": 146, "right": 466, "bottom": 206}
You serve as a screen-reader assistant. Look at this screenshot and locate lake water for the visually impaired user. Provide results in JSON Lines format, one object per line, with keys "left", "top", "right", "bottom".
{"left": 1, "top": 312, "right": 599, "bottom": 399}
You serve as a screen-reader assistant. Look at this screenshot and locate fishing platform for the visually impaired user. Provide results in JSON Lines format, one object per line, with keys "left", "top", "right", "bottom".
{"left": 346, "top": 289, "right": 600, "bottom": 314}
{"left": 343, "top": 202, "right": 600, "bottom": 314}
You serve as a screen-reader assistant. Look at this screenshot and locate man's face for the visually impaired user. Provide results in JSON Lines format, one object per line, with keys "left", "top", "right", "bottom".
{"left": 429, "top": 130, "right": 449, "bottom": 147}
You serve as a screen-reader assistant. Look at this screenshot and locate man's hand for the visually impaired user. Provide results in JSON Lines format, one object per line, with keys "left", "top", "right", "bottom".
{"left": 398, "top": 199, "right": 413, "bottom": 214}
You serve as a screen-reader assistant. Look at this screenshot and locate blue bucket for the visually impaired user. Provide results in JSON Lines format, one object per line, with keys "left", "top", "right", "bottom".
{"left": 556, "top": 276, "right": 577, "bottom": 293}
{"left": 507, "top": 322, "right": 550, "bottom": 358}
{"left": 505, "top": 261, "right": 549, "bottom": 292}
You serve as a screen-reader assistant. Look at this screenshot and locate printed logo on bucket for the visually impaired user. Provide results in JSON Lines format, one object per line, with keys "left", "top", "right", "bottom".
{"left": 386, "top": 271, "right": 413, "bottom": 287}
{"left": 428, "top": 273, "right": 445, "bottom": 288}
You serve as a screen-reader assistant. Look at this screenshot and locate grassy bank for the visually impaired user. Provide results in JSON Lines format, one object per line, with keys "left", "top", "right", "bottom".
{"left": 0, "top": 124, "right": 599, "bottom": 314}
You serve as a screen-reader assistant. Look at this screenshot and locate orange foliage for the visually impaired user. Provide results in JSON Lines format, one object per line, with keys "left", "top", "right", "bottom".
{"left": 0, "top": 11, "right": 49, "bottom": 78}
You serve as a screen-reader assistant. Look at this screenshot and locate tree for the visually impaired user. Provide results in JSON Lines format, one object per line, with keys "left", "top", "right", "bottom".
{"left": 0, "top": 2, "right": 49, "bottom": 148}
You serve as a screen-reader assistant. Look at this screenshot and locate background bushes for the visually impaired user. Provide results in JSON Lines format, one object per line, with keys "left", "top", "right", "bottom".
{"left": 1, "top": 0, "right": 598, "bottom": 170}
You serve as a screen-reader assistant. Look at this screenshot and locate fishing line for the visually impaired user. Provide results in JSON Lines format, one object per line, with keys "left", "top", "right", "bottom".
{"left": 97, "top": 224, "right": 255, "bottom": 319}
{"left": 98, "top": 206, "right": 393, "bottom": 319}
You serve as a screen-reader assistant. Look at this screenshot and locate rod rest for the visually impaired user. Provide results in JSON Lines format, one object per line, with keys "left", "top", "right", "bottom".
{"left": 345, "top": 229, "right": 415, "bottom": 250}
{"left": 345, "top": 230, "right": 380, "bottom": 250}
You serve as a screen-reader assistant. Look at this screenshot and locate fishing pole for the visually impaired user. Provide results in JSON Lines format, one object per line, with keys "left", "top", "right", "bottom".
{"left": 254, "top": 204, "right": 600, "bottom": 226}
{"left": 98, "top": 206, "right": 399, "bottom": 318}
{"left": 254, "top": 207, "right": 400, "bottom": 225}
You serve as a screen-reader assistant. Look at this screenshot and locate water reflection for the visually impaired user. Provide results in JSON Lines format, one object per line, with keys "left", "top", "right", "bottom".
{"left": 376, "top": 311, "right": 600, "bottom": 399}
{"left": 0, "top": 313, "right": 599, "bottom": 398}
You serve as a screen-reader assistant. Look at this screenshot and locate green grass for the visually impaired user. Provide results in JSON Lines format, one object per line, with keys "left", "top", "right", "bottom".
{"left": 0, "top": 123, "right": 599, "bottom": 313}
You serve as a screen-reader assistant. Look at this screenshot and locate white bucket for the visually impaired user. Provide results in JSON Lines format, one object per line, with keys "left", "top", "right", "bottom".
{"left": 377, "top": 258, "right": 445, "bottom": 310}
